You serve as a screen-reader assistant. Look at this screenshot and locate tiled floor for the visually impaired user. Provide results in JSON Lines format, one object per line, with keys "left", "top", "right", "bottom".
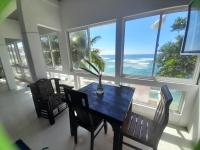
{"left": 0, "top": 88, "right": 193, "bottom": 150}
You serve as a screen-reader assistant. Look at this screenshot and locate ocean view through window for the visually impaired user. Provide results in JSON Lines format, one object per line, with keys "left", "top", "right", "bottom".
{"left": 68, "top": 11, "right": 198, "bottom": 78}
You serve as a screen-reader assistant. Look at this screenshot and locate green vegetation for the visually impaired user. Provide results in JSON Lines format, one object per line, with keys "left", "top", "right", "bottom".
{"left": 0, "top": 0, "right": 16, "bottom": 24}
{"left": 41, "top": 34, "right": 61, "bottom": 67}
{"left": 194, "top": 141, "right": 200, "bottom": 150}
{"left": 157, "top": 17, "right": 197, "bottom": 78}
{"left": 69, "top": 31, "right": 105, "bottom": 75}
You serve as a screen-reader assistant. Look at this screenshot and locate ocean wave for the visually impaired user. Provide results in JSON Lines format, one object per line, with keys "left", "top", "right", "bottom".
{"left": 124, "top": 58, "right": 153, "bottom": 63}
{"left": 103, "top": 58, "right": 111, "bottom": 60}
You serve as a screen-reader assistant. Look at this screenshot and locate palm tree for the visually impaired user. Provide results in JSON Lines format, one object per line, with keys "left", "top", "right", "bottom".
{"left": 69, "top": 30, "right": 105, "bottom": 74}
{"left": 69, "top": 30, "right": 105, "bottom": 94}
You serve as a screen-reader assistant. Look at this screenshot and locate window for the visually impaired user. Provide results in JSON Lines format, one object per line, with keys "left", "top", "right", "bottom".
{"left": 69, "top": 29, "right": 89, "bottom": 70}
{"left": 123, "top": 10, "right": 198, "bottom": 79}
{"left": 155, "top": 11, "right": 197, "bottom": 79}
{"left": 90, "top": 23, "right": 116, "bottom": 75}
{"left": 40, "top": 33, "right": 62, "bottom": 71}
{"left": 123, "top": 15, "right": 159, "bottom": 77}
{"left": 68, "top": 22, "right": 116, "bottom": 76}
{"left": 122, "top": 83, "right": 184, "bottom": 113}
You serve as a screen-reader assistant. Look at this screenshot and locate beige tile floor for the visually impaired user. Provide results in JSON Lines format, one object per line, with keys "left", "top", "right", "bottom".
{"left": 0, "top": 88, "right": 193, "bottom": 150}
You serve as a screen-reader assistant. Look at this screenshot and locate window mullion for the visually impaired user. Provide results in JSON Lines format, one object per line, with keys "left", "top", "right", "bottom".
{"left": 87, "top": 28, "right": 91, "bottom": 65}
{"left": 152, "top": 14, "right": 163, "bottom": 77}
{"left": 115, "top": 18, "right": 124, "bottom": 85}
{"left": 48, "top": 35, "right": 55, "bottom": 68}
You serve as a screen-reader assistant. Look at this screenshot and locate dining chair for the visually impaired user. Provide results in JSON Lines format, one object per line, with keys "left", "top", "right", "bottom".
{"left": 122, "top": 85, "right": 173, "bottom": 150}
{"left": 28, "top": 78, "right": 73, "bottom": 125}
{"left": 63, "top": 88, "right": 107, "bottom": 150}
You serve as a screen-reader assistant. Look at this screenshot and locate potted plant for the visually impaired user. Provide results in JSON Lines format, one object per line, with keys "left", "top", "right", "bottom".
{"left": 69, "top": 32, "right": 105, "bottom": 94}
{"left": 80, "top": 49, "right": 105, "bottom": 95}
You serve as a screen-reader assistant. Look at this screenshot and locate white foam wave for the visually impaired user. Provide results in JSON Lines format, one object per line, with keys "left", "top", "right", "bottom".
{"left": 103, "top": 58, "right": 111, "bottom": 60}
{"left": 124, "top": 58, "right": 153, "bottom": 64}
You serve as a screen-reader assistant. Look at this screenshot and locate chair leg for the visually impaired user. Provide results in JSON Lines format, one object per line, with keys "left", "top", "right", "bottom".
{"left": 74, "top": 127, "right": 78, "bottom": 144}
{"left": 48, "top": 110, "right": 55, "bottom": 125}
{"left": 90, "top": 132, "right": 94, "bottom": 150}
{"left": 103, "top": 120, "right": 107, "bottom": 134}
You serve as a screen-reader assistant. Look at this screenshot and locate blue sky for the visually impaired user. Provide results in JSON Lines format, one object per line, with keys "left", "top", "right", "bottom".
{"left": 90, "top": 11, "right": 187, "bottom": 55}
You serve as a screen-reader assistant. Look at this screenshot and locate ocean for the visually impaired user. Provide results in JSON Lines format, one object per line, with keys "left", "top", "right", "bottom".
{"left": 101, "top": 54, "right": 154, "bottom": 76}
{"left": 100, "top": 54, "right": 182, "bottom": 111}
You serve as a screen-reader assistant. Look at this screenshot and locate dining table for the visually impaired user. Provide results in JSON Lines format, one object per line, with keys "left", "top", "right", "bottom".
{"left": 77, "top": 82, "right": 135, "bottom": 150}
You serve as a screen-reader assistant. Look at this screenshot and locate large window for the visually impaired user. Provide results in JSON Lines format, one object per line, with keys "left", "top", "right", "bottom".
{"left": 123, "top": 15, "right": 159, "bottom": 76}
{"left": 68, "top": 22, "right": 116, "bottom": 76}
{"left": 155, "top": 11, "right": 197, "bottom": 79}
{"left": 123, "top": 11, "right": 198, "bottom": 79}
{"left": 40, "top": 33, "right": 62, "bottom": 71}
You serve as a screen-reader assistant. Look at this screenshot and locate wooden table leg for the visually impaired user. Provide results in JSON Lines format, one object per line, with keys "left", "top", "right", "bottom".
{"left": 69, "top": 108, "right": 75, "bottom": 136}
{"left": 111, "top": 123, "right": 123, "bottom": 150}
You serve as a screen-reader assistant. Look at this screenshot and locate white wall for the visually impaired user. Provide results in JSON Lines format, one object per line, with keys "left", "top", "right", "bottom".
{"left": 18, "top": 0, "right": 62, "bottom": 80}
{"left": 0, "top": 36, "right": 16, "bottom": 90}
{"left": 188, "top": 82, "right": 200, "bottom": 143}
{"left": 0, "top": 19, "right": 22, "bottom": 39}
{"left": 0, "top": 18, "right": 22, "bottom": 90}
{"left": 60, "top": 0, "right": 190, "bottom": 29}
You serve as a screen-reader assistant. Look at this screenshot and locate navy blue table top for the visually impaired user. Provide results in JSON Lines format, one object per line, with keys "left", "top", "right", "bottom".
{"left": 79, "top": 83, "right": 134, "bottom": 125}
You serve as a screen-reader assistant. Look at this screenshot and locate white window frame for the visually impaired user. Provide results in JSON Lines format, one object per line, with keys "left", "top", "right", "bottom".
{"left": 67, "top": 19, "right": 117, "bottom": 79}
{"left": 65, "top": 6, "right": 200, "bottom": 115}
{"left": 120, "top": 6, "right": 200, "bottom": 85}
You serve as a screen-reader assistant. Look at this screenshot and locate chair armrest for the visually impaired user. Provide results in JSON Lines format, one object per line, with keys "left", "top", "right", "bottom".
{"left": 50, "top": 78, "right": 60, "bottom": 81}
{"left": 59, "top": 84, "right": 74, "bottom": 89}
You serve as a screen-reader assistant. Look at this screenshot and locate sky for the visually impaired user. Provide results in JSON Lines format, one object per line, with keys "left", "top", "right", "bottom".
{"left": 90, "top": 11, "right": 187, "bottom": 55}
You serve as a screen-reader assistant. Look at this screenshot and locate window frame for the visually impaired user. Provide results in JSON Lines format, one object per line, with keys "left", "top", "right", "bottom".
{"left": 121, "top": 6, "right": 200, "bottom": 85}
{"left": 40, "top": 32, "right": 63, "bottom": 71}
{"left": 65, "top": 6, "right": 200, "bottom": 115}
{"left": 67, "top": 20, "right": 117, "bottom": 77}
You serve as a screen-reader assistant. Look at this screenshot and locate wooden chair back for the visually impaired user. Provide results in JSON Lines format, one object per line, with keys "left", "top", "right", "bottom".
{"left": 151, "top": 85, "right": 173, "bottom": 146}
{"left": 36, "top": 79, "right": 55, "bottom": 100}
{"left": 64, "top": 88, "right": 93, "bottom": 126}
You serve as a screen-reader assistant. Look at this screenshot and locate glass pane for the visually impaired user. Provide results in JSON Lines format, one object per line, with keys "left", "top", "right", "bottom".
{"left": 7, "top": 45, "right": 15, "bottom": 65}
{"left": 122, "top": 83, "right": 184, "bottom": 112}
{"left": 155, "top": 11, "right": 197, "bottom": 79}
{"left": 90, "top": 23, "right": 116, "bottom": 75}
{"left": 44, "top": 51, "right": 53, "bottom": 66}
{"left": 11, "top": 44, "right": 19, "bottom": 65}
{"left": 183, "top": 1, "right": 200, "bottom": 53}
{"left": 49, "top": 33, "right": 62, "bottom": 70}
{"left": 50, "top": 33, "right": 60, "bottom": 50}
{"left": 41, "top": 36, "right": 50, "bottom": 51}
{"left": 123, "top": 15, "right": 159, "bottom": 76}
{"left": 17, "top": 42, "right": 28, "bottom": 66}
{"left": 69, "top": 30, "right": 89, "bottom": 69}
{"left": 52, "top": 51, "right": 62, "bottom": 70}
